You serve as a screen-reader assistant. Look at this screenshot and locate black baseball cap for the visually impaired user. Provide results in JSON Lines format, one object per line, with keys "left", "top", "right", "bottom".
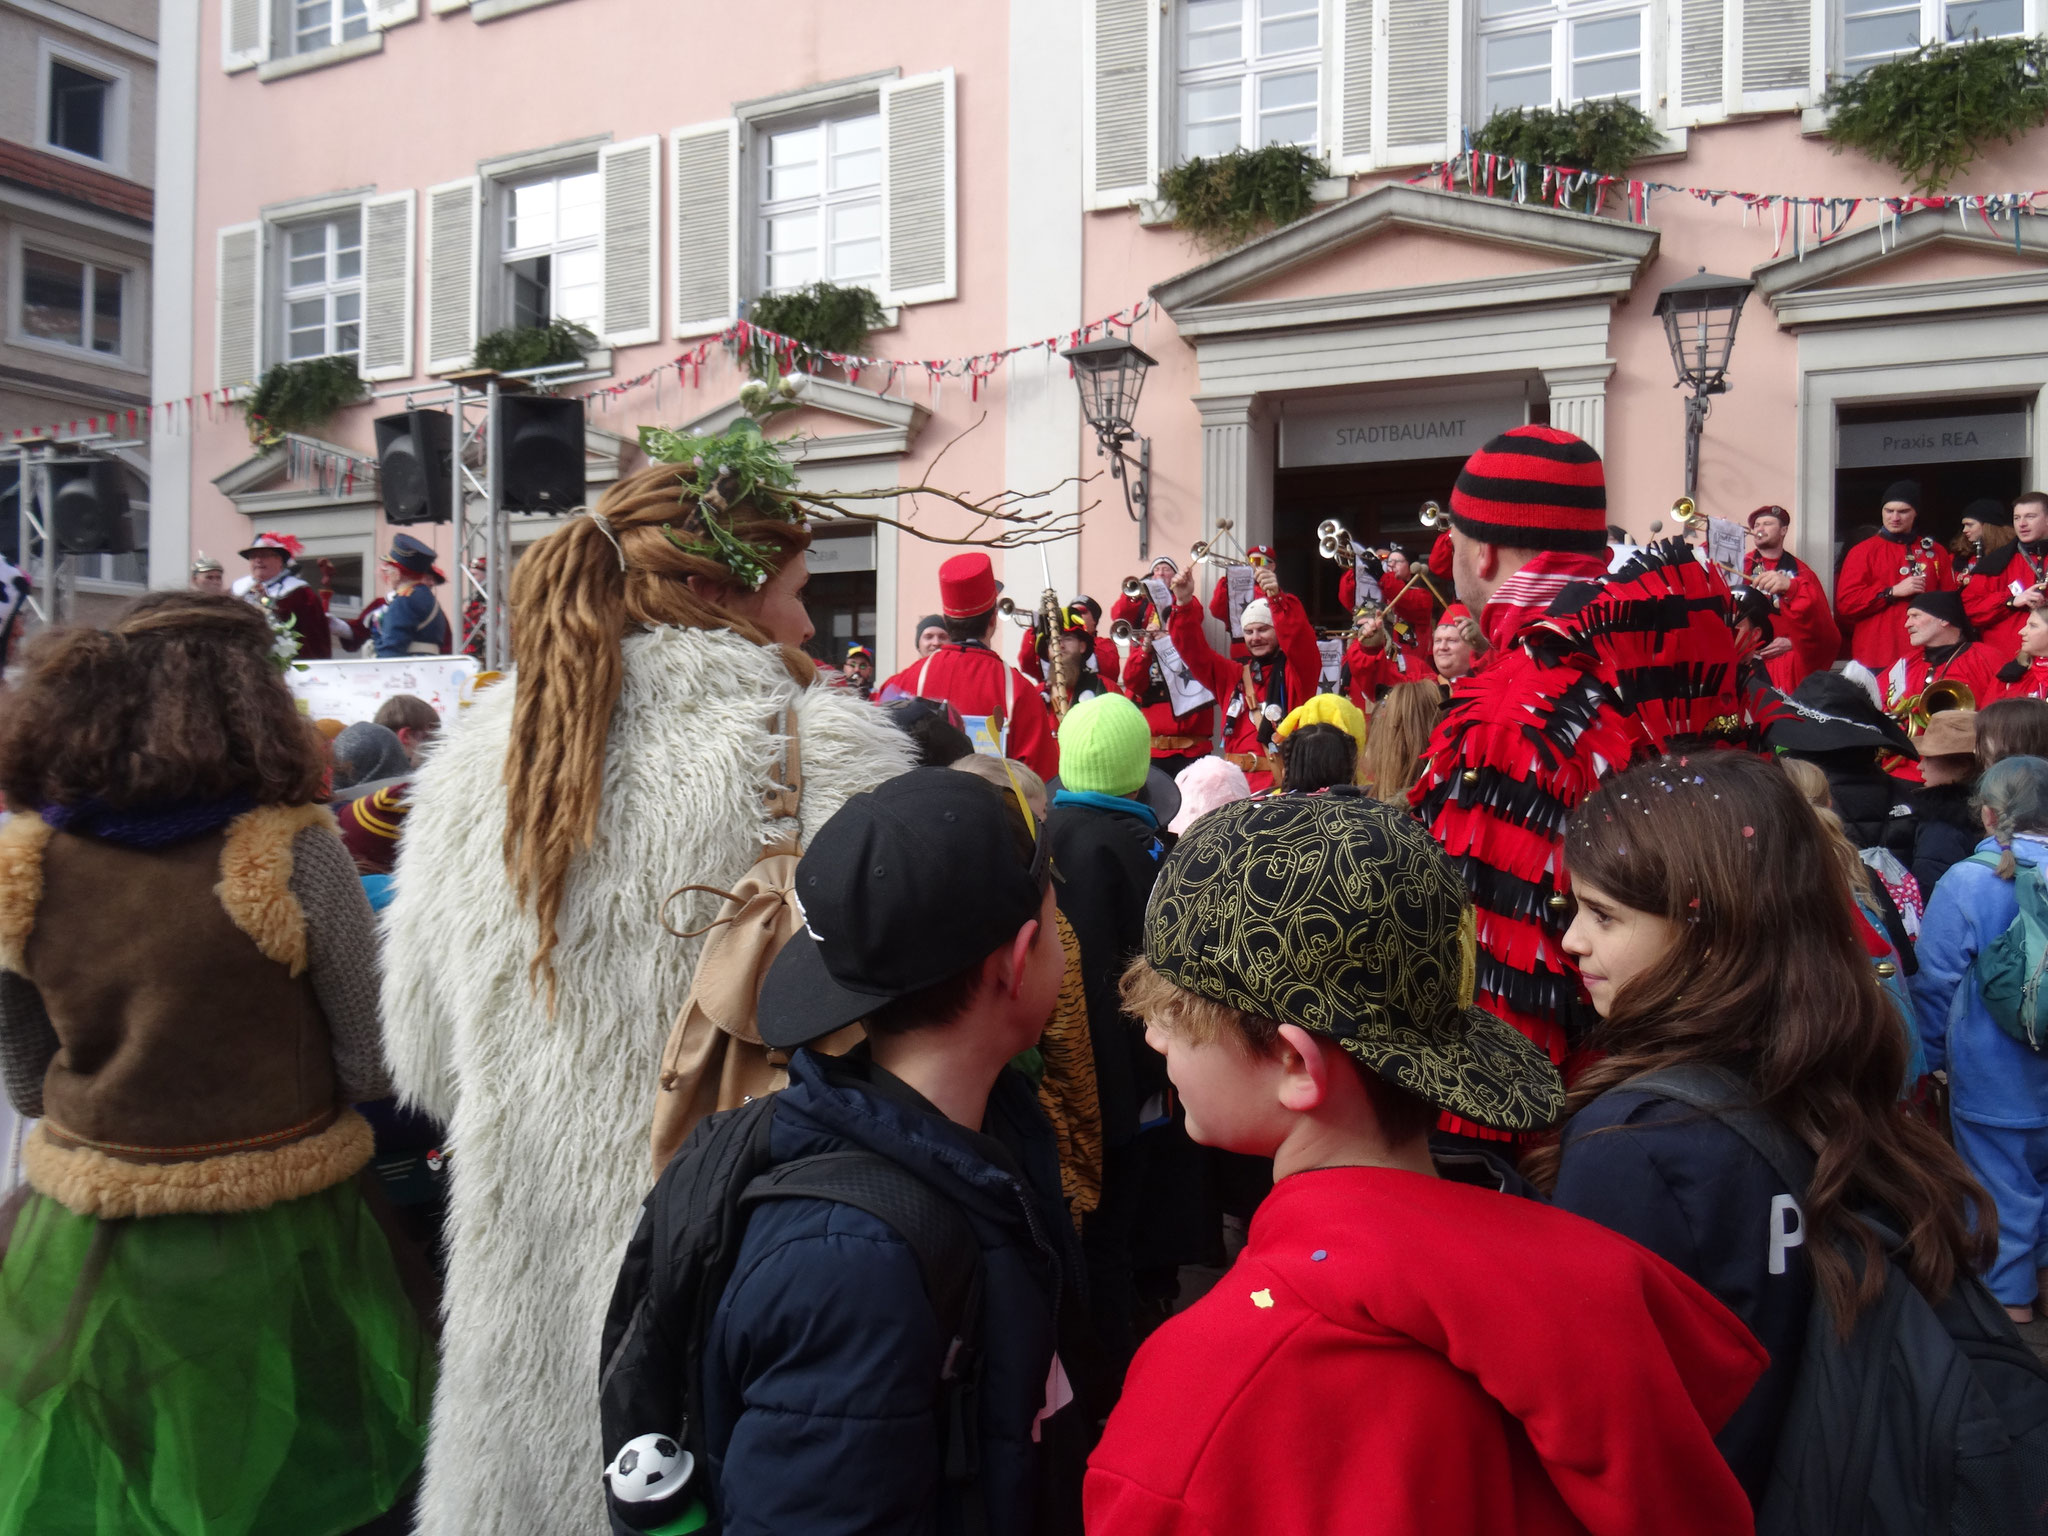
{"left": 757, "top": 768, "right": 1050, "bottom": 1049}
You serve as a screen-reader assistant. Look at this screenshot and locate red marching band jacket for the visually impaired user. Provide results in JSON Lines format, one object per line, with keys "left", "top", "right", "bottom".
{"left": 876, "top": 642, "right": 1060, "bottom": 781}
{"left": 1168, "top": 591, "right": 1322, "bottom": 795}
{"left": 1343, "top": 636, "right": 1431, "bottom": 710}
{"left": 1833, "top": 532, "right": 1957, "bottom": 675}
{"left": 1014, "top": 625, "right": 1122, "bottom": 694}
{"left": 1410, "top": 543, "right": 1748, "bottom": 1139}
{"left": 1741, "top": 549, "right": 1838, "bottom": 695}
{"left": 1961, "top": 539, "right": 2048, "bottom": 659}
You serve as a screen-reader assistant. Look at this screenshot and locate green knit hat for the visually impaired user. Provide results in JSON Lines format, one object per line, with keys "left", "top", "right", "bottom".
{"left": 1058, "top": 693, "right": 1151, "bottom": 798}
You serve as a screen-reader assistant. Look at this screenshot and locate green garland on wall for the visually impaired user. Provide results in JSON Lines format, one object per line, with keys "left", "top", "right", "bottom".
{"left": 1158, "top": 144, "right": 1331, "bottom": 248}
{"left": 472, "top": 319, "right": 598, "bottom": 374}
{"left": 744, "top": 283, "right": 889, "bottom": 379}
{"left": 1467, "top": 100, "right": 1664, "bottom": 212}
{"left": 242, "top": 356, "right": 367, "bottom": 445}
{"left": 1821, "top": 36, "right": 2048, "bottom": 193}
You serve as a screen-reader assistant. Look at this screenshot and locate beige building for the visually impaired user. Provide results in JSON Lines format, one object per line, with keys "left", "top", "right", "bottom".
{"left": 1, "top": 0, "right": 155, "bottom": 626}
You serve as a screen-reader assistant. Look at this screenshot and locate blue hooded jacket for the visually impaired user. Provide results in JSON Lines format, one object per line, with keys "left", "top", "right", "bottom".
{"left": 700, "top": 1046, "right": 1080, "bottom": 1536}
{"left": 1911, "top": 832, "right": 2048, "bottom": 1129}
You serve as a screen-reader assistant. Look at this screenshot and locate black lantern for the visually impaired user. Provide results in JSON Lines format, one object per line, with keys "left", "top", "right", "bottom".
{"left": 1062, "top": 335, "right": 1156, "bottom": 556}
{"left": 1652, "top": 266, "right": 1755, "bottom": 499}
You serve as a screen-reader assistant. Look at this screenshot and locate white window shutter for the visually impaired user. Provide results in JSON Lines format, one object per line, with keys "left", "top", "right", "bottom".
{"left": 1736, "top": 0, "right": 1819, "bottom": 113}
{"left": 216, "top": 222, "right": 262, "bottom": 389}
{"left": 222, "top": 0, "right": 267, "bottom": 72}
{"left": 371, "top": 0, "right": 420, "bottom": 26}
{"left": 1383, "top": 0, "right": 1456, "bottom": 168}
{"left": 880, "top": 68, "right": 956, "bottom": 308}
{"left": 360, "top": 191, "right": 416, "bottom": 383}
{"left": 423, "top": 178, "right": 480, "bottom": 375}
{"left": 1083, "top": 0, "right": 1159, "bottom": 210}
{"left": 599, "top": 135, "right": 661, "bottom": 348}
{"left": 1671, "top": 0, "right": 1731, "bottom": 126}
{"left": 430, "top": 0, "right": 471, "bottom": 11}
{"left": 671, "top": 119, "right": 738, "bottom": 339}
{"left": 1332, "top": 0, "right": 1376, "bottom": 174}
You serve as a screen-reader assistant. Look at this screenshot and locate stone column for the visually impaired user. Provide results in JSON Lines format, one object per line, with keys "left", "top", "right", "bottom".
{"left": 1541, "top": 362, "right": 1616, "bottom": 454}
{"left": 1195, "top": 393, "right": 1260, "bottom": 552}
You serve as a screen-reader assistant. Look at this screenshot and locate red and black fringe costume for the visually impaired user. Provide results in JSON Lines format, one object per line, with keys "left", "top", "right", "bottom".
{"left": 1410, "top": 539, "right": 1750, "bottom": 1139}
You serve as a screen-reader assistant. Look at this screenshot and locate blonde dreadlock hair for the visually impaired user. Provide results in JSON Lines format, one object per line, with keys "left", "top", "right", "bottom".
{"left": 504, "top": 461, "right": 815, "bottom": 996}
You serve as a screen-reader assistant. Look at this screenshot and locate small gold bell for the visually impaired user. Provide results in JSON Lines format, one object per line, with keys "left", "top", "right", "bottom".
{"left": 1462, "top": 769, "right": 1480, "bottom": 784}
{"left": 1547, "top": 893, "right": 1569, "bottom": 911}
{"left": 1875, "top": 961, "right": 1897, "bottom": 979}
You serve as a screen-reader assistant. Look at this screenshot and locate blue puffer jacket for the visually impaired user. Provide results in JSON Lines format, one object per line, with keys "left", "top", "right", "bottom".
{"left": 700, "top": 1046, "right": 1079, "bottom": 1536}
{"left": 1911, "top": 833, "right": 2048, "bottom": 1129}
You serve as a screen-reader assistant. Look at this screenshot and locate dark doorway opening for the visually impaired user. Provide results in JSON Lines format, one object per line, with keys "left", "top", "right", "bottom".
{"left": 803, "top": 568, "right": 876, "bottom": 669}
{"left": 1272, "top": 456, "right": 1464, "bottom": 629}
{"left": 1832, "top": 398, "right": 2031, "bottom": 579}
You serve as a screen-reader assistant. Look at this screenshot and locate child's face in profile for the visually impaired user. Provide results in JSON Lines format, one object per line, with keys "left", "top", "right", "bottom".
{"left": 1142, "top": 1017, "right": 1290, "bottom": 1158}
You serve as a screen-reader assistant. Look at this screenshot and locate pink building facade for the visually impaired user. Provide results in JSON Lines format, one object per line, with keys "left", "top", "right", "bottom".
{"left": 150, "top": 0, "right": 2048, "bottom": 673}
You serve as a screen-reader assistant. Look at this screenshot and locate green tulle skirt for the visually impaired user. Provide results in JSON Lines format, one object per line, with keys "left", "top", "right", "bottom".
{"left": 0, "top": 1178, "right": 433, "bottom": 1536}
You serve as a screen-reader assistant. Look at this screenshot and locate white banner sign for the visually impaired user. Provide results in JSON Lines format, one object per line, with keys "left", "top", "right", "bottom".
{"left": 1281, "top": 393, "right": 1528, "bottom": 468}
{"left": 1837, "top": 412, "right": 2026, "bottom": 468}
{"left": 288, "top": 655, "right": 480, "bottom": 727}
{"left": 1150, "top": 637, "right": 1216, "bottom": 714}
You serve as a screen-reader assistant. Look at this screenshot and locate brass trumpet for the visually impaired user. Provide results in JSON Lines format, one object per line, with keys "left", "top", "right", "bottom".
{"left": 1892, "top": 677, "right": 1977, "bottom": 734}
{"left": 996, "top": 595, "right": 1035, "bottom": 629}
{"left": 1671, "top": 495, "right": 1699, "bottom": 524}
{"left": 1418, "top": 500, "right": 1446, "bottom": 530}
{"left": 1120, "top": 576, "right": 1146, "bottom": 601}
{"left": 1317, "top": 518, "right": 1356, "bottom": 564}
{"left": 1109, "top": 618, "right": 1135, "bottom": 643}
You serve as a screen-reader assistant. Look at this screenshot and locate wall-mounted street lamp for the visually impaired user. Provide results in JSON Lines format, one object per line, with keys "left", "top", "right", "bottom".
{"left": 1062, "top": 335, "right": 1156, "bottom": 558}
{"left": 1652, "top": 266, "right": 1755, "bottom": 501}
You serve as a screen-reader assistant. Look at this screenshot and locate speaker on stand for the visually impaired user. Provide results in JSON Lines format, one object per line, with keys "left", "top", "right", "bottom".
{"left": 374, "top": 409, "right": 456, "bottom": 525}
{"left": 497, "top": 395, "right": 586, "bottom": 514}
{"left": 48, "top": 460, "right": 133, "bottom": 555}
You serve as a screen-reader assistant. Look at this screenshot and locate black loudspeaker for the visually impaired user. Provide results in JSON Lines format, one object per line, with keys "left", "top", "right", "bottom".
{"left": 374, "top": 409, "right": 455, "bottom": 525}
{"left": 49, "top": 460, "right": 133, "bottom": 555}
{"left": 498, "top": 395, "right": 586, "bottom": 513}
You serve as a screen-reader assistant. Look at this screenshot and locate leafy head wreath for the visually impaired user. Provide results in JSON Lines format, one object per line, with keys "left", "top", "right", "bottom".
{"left": 635, "top": 413, "right": 1091, "bottom": 590}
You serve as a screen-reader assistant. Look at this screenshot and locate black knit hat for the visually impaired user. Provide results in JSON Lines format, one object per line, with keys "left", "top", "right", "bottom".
{"left": 1965, "top": 496, "right": 2013, "bottom": 528}
{"left": 1908, "top": 588, "right": 1974, "bottom": 640}
{"left": 1142, "top": 794, "right": 1564, "bottom": 1132}
{"left": 1448, "top": 426, "right": 1607, "bottom": 554}
{"left": 1881, "top": 480, "right": 1924, "bottom": 510}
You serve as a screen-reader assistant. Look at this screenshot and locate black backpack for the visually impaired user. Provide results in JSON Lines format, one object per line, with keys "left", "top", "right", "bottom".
{"left": 597, "top": 1094, "right": 987, "bottom": 1536}
{"left": 1633, "top": 1065, "right": 2048, "bottom": 1536}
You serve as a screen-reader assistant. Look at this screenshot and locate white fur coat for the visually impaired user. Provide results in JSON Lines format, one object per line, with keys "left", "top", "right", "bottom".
{"left": 381, "top": 627, "right": 912, "bottom": 1536}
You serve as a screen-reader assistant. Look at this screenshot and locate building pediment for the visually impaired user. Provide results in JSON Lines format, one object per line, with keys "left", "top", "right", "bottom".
{"left": 1753, "top": 207, "right": 2048, "bottom": 328}
{"left": 1151, "top": 183, "right": 1659, "bottom": 338}
{"left": 674, "top": 373, "right": 931, "bottom": 467}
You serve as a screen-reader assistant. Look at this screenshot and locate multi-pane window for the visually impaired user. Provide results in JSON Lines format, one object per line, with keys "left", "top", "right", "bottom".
{"left": 759, "top": 112, "right": 883, "bottom": 294}
{"left": 293, "top": 0, "right": 370, "bottom": 54}
{"left": 46, "top": 62, "right": 108, "bottom": 160}
{"left": 502, "top": 167, "right": 602, "bottom": 331}
{"left": 282, "top": 213, "right": 362, "bottom": 362}
{"left": 1479, "top": 0, "right": 1646, "bottom": 116}
{"left": 1176, "top": 0, "right": 1322, "bottom": 160}
{"left": 1842, "top": 0, "right": 2026, "bottom": 74}
{"left": 21, "top": 247, "right": 123, "bottom": 357}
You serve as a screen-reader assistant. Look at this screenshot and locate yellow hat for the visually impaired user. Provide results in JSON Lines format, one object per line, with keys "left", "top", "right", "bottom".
{"left": 1275, "top": 694, "right": 1367, "bottom": 753}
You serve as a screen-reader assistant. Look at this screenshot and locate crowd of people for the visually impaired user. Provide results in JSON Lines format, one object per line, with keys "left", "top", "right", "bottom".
{"left": 2, "top": 428, "right": 2048, "bottom": 1536}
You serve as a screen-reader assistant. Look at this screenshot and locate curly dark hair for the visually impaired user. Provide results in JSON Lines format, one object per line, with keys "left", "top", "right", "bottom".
{"left": 0, "top": 591, "right": 327, "bottom": 811}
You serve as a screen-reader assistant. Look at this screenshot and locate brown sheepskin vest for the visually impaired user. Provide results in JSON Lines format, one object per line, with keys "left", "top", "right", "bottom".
{"left": 0, "top": 805, "right": 372, "bottom": 1217}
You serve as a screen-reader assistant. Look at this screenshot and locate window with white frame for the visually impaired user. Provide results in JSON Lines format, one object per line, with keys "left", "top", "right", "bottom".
{"left": 757, "top": 109, "right": 883, "bottom": 295}
{"left": 292, "top": 0, "right": 370, "bottom": 55}
{"left": 1175, "top": 0, "right": 1322, "bottom": 160}
{"left": 501, "top": 165, "right": 602, "bottom": 331}
{"left": 281, "top": 211, "right": 362, "bottom": 362}
{"left": 20, "top": 246, "right": 125, "bottom": 358}
{"left": 1477, "top": 0, "right": 1647, "bottom": 116}
{"left": 1841, "top": 0, "right": 2027, "bottom": 75}
{"left": 46, "top": 61, "right": 111, "bottom": 160}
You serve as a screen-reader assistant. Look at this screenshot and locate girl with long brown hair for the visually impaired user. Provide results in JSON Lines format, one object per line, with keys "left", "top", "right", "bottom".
{"left": 1357, "top": 680, "right": 1443, "bottom": 804}
{"left": 0, "top": 593, "right": 431, "bottom": 1535}
{"left": 380, "top": 462, "right": 911, "bottom": 1536}
{"left": 1529, "top": 750, "right": 1994, "bottom": 1507}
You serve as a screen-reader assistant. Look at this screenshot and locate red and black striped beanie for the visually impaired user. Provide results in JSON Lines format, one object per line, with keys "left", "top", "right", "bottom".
{"left": 1448, "top": 425, "right": 1606, "bottom": 553}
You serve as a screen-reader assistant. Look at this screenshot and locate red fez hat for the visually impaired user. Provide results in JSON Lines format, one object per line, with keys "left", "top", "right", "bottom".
{"left": 1438, "top": 603, "right": 1474, "bottom": 627}
{"left": 939, "top": 552, "right": 1001, "bottom": 618}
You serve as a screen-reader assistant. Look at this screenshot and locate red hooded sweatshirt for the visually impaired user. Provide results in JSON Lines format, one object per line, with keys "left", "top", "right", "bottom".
{"left": 1086, "top": 1167, "right": 1765, "bottom": 1536}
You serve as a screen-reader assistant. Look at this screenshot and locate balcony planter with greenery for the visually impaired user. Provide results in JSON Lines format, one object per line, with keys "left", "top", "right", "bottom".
{"left": 1467, "top": 99, "right": 1665, "bottom": 214}
{"left": 1821, "top": 36, "right": 2048, "bottom": 193}
{"left": 243, "top": 356, "right": 368, "bottom": 446}
{"left": 1158, "top": 144, "right": 1331, "bottom": 249}
{"left": 742, "top": 282, "right": 889, "bottom": 381}
{"left": 471, "top": 319, "right": 598, "bottom": 374}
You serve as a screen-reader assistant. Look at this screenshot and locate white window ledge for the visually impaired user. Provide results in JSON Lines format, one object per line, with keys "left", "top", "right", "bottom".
{"left": 472, "top": 0, "right": 573, "bottom": 20}
{"left": 257, "top": 32, "right": 383, "bottom": 82}
{"left": 1801, "top": 105, "right": 1834, "bottom": 137}
{"left": 1638, "top": 127, "right": 1688, "bottom": 162}
{"left": 1137, "top": 175, "right": 1349, "bottom": 228}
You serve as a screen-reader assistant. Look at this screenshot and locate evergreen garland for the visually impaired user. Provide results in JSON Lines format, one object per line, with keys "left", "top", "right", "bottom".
{"left": 243, "top": 356, "right": 367, "bottom": 445}
{"left": 1468, "top": 100, "right": 1664, "bottom": 212}
{"left": 1158, "top": 144, "right": 1331, "bottom": 248}
{"left": 472, "top": 319, "right": 598, "bottom": 374}
{"left": 1822, "top": 36, "right": 2048, "bottom": 193}
{"left": 743, "top": 282, "right": 888, "bottom": 379}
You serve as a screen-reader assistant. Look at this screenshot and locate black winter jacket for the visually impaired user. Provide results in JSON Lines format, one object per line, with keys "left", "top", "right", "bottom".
{"left": 1909, "top": 778, "right": 1981, "bottom": 899}
{"left": 1550, "top": 1086, "right": 1813, "bottom": 1508}
{"left": 700, "top": 1048, "right": 1083, "bottom": 1536}
{"left": 1044, "top": 796, "right": 1168, "bottom": 1147}
{"left": 1808, "top": 750, "right": 1916, "bottom": 865}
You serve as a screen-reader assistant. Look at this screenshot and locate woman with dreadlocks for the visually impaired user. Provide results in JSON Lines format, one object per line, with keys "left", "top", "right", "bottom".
{"left": 380, "top": 461, "right": 911, "bottom": 1536}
